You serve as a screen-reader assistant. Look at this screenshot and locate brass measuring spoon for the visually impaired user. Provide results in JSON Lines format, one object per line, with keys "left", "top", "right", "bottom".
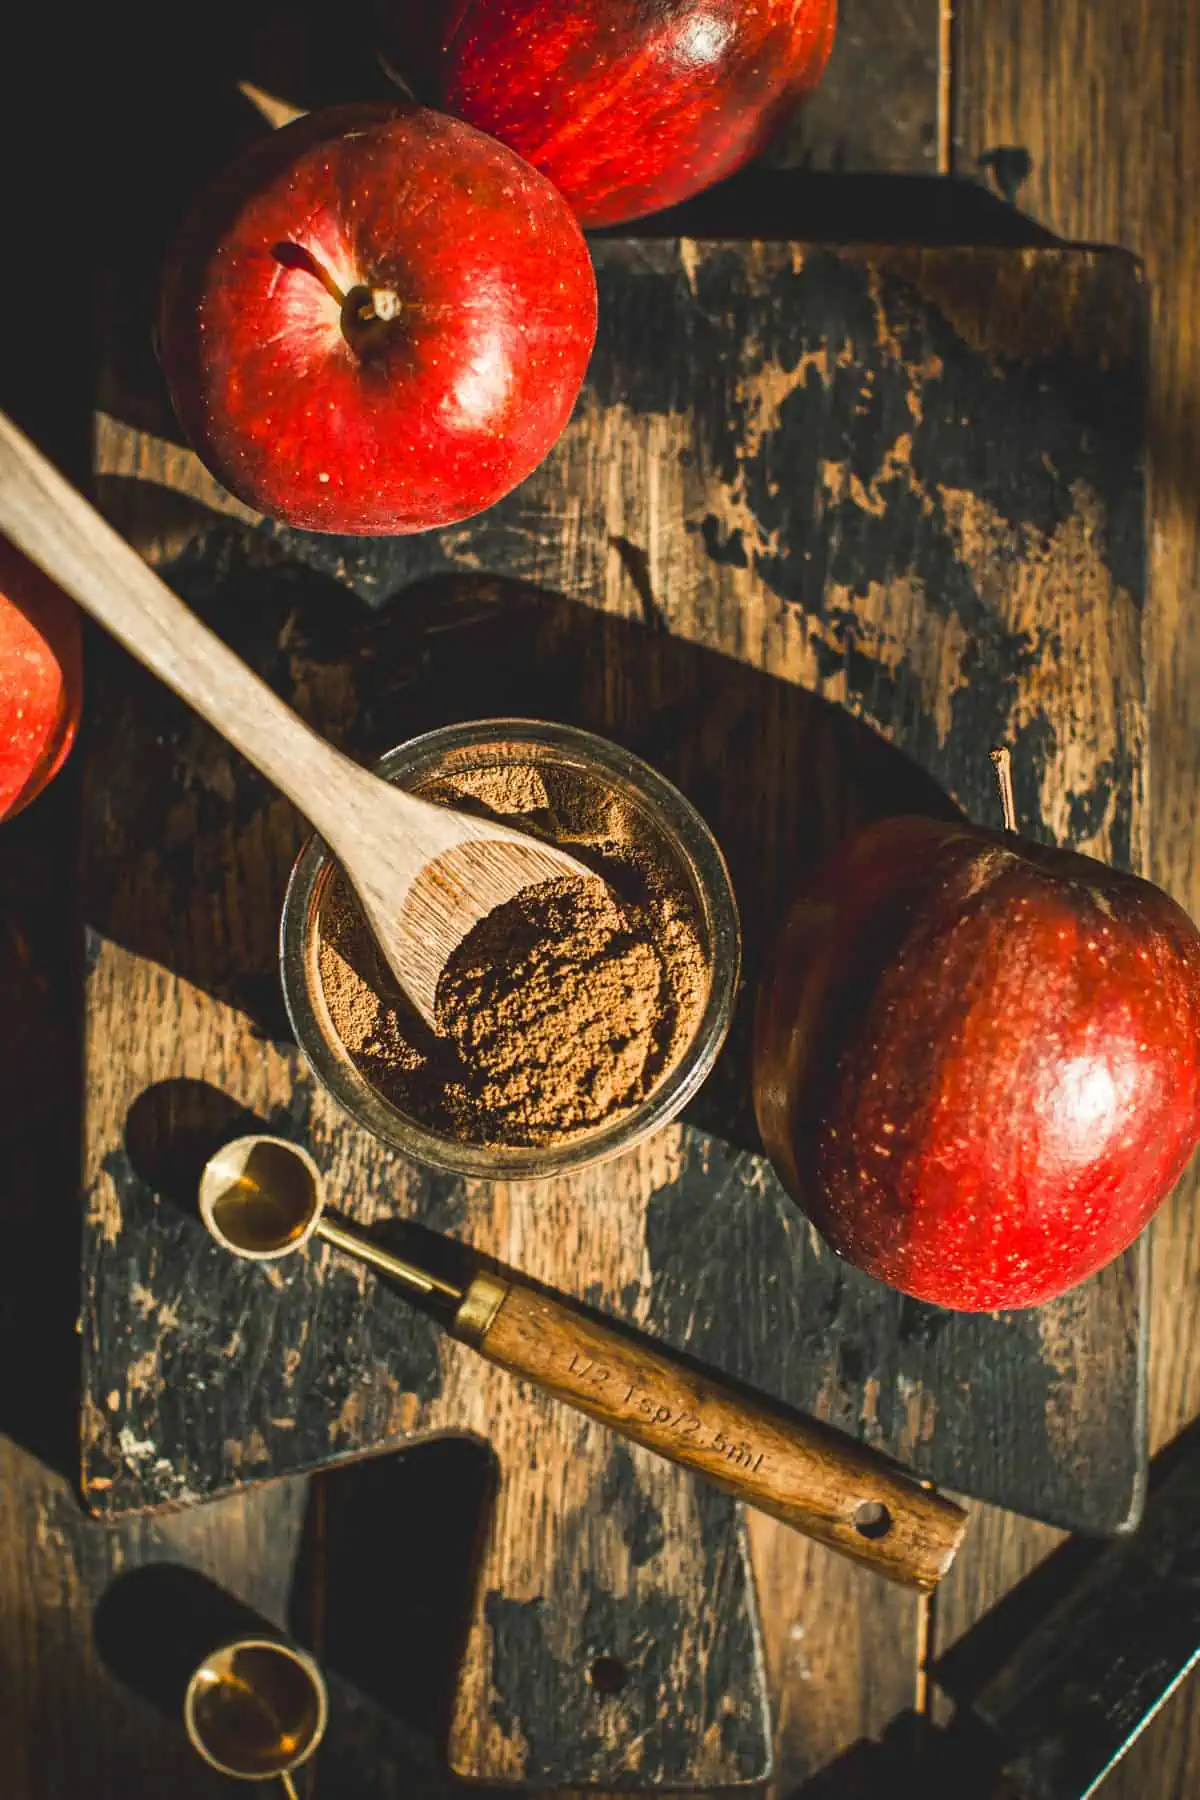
{"left": 199, "top": 1134, "right": 969, "bottom": 1591}
{"left": 184, "top": 1635, "right": 328, "bottom": 1797}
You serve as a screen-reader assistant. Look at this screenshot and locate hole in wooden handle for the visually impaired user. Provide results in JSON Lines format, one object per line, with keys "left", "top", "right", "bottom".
{"left": 853, "top": 1500, "right": 892, "bottom": 1540}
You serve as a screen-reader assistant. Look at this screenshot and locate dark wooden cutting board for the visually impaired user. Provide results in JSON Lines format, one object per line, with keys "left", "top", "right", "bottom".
{"left": 81, "top": 236, "right": 1147, "bottom": 1785}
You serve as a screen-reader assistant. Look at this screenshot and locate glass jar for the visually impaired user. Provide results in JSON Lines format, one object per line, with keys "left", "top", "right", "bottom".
{"left": 279, "top": 718, "right": 741, "bottom": 1179}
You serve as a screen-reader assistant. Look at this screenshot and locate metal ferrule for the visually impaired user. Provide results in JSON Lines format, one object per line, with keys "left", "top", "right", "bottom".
{"left": 453, "top": 1272, "right": 512, "bottom": 1348}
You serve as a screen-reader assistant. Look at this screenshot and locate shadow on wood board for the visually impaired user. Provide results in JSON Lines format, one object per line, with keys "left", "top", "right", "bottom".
{"left": 94, "top": 1551, "right": 472, "bottom": 1800}
{"left": 77, "top": 555, "right": 961, "bottom": 1162}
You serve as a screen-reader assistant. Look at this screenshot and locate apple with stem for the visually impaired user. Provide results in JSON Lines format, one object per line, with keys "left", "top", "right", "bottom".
{"left": 378, "top": 0, "right": 838, "bottom": 229}
{"left": 0, "top": 538, "right": 82, "bottom": 822}
{"left": 159, "top": 101, "right": 598, "bottom": 535}
{"left": 754, "top": 750, "right": 1200, "bottom": 1311}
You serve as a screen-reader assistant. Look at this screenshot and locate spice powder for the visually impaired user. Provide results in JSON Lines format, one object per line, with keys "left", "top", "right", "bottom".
{"left": 316, "top": 758, "right": 710, "bottom": 1148}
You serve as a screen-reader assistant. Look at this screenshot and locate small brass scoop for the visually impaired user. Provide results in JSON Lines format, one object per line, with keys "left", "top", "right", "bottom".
{"left": 199, "top": 1134, "right": 461, "bottom": 1305}
{"left": 184, "top": 1636, "right": 328, "bottom": 1796}
{"left": 198, "top": 1134, "right": 969, "bottom": 1593}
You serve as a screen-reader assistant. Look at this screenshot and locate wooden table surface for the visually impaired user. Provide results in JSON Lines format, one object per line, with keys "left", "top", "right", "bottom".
{"left": 2, "top": 2, "right": 1199, "bottom": 1796}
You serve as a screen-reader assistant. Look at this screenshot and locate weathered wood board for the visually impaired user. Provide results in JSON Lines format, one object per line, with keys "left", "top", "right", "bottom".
{"left": 82, "top": 238, "right": 1147, "bottom": 1786}
{"left": 936, "top": 14, "right": 1200, "bottom": 1800}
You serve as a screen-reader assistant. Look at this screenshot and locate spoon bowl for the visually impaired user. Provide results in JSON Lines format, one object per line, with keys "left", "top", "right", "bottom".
{"left": 199, "top": 1134, "right": 465, "bottom": 1302}
{"left": 349, "top": 794, "right": 592, "bottom": 1028}
{"left": 199, "top": 1136, "right": 324, "bottom": 1261}
{"left": 184, "top": 1635, "right": 328, "bottom": 1787}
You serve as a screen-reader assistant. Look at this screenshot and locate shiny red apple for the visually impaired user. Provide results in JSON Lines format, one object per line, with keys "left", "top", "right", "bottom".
{"left": 378, "top": 0, "right": 838, "bottom": 229}
{"left": 159, "top": 101, "right": 598, "bottom": 535}
{"left": 754, "top": 811, "right": 1200, "bottom": 1312}
{"left": 0, "top": 538, "right": 82, "bottom": 821}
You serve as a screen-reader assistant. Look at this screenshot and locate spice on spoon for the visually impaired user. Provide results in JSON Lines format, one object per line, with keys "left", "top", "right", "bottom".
{"left": 317, "top": 758, "right": 709, "bottom": 1147}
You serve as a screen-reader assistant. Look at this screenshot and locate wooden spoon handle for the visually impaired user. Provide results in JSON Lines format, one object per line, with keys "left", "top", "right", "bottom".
{"left": 0, "top": 409, "right": 364, "bottom": 844}
{"left": 454, "top": 1275, "right": 967, "bottom": 1591}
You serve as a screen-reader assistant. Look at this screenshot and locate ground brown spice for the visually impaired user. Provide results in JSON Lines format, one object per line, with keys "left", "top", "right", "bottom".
{"left": 316, "top": 759, "right": 709, "bottom": 1148}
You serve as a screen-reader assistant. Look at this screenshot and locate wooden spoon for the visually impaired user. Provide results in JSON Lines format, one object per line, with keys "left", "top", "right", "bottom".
{"left": 0, "top": 410, "right": 590, "bottom": 1028}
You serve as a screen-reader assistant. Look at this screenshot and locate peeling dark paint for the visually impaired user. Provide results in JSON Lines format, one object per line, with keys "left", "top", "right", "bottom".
{"left": 643, "top": 1126, "right": 1139, "bottom": 1529}
{"left": 601, "top": 1445, "right": 667, "bottom": 1569}
{"left": 484, "top": 1474, "right": 768, "bottom": 1786}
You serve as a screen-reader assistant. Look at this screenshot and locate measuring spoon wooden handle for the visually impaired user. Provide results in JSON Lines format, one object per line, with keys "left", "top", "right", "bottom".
{"left": 454, "top": 1275, "right": 967, "bottom": 1590}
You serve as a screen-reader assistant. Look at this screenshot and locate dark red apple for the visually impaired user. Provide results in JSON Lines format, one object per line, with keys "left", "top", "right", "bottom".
{"left": 754, "top": 809, "right": 1200, "bottom": 1312}
{"left": 378, "top": 0, "right": 838, "bottom": 229}
{"left": 0, "top": 537, "right": 82, "bottom": 822}
{"left": 159, "top": 102, "right": 598, "bottom": 535}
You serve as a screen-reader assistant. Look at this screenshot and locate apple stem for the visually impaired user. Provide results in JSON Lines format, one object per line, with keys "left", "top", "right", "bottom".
{"left": 374, "top": 47, "right": 416, "bottom": 99}
{"left": 271, "top": 241, "right": 347, "bottom": 306}
{"left": 989, "top": 746, "right": 1018, "bottom": 834}
{"left": 238, "top": 81, "right": 306, "bottom": 130}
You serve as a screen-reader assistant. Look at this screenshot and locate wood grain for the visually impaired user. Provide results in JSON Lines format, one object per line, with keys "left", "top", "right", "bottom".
{"left": 944, "top": 6, "right": 1200, "bottom": 1794}
{"left": 957, "top": 0, "right": 1200, "bottom": 1469}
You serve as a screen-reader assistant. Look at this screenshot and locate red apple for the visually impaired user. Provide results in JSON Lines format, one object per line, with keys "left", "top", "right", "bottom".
{"left": 0, "top": 537, "right": 82, "bottom": 822}
{"left": 378, "top": 0, "right": 838, "bottom": 229}
{"left": 753, "top": 810, "right": 1200, "bottom": 1312}
{"left": 159, "top": 102, "right": 598, "bottom": 535}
